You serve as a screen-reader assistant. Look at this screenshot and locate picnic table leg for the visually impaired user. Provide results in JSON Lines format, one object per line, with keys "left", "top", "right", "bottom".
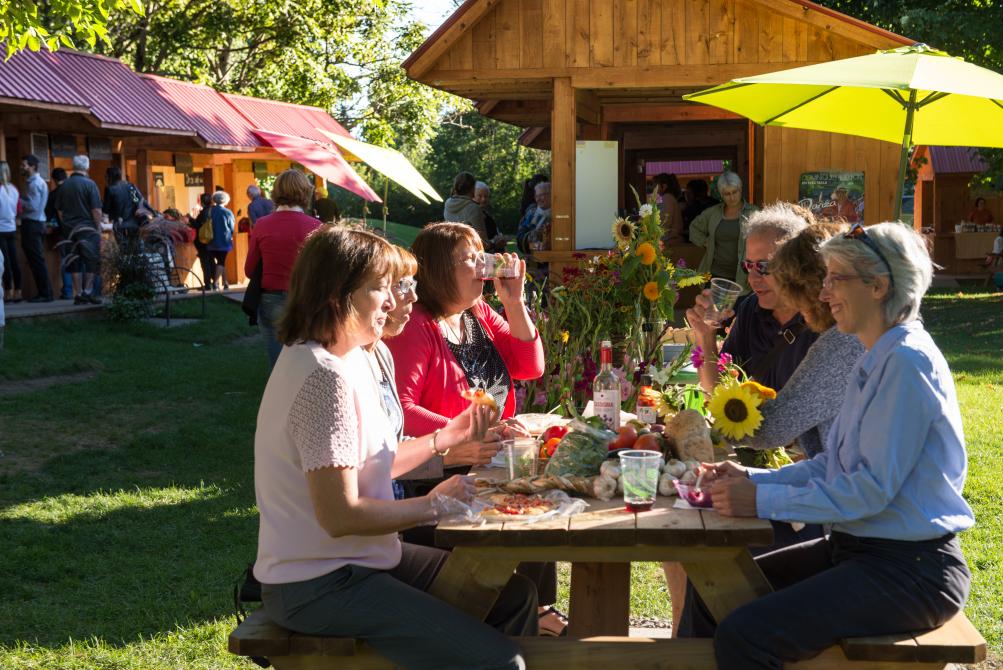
{"left": 682, "top": 548, "right": 772, "bottom": 625}
{"left": 427, "top": 547, "right": 520, "bottom": 622}
{"left": 567, "top": 562, "right": 631, "bottom": 638}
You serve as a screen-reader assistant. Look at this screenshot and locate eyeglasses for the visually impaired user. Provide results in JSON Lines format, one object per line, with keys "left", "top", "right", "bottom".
{"left": 821, "top": 273, "right": 865, "bottom": 290}
{"left": 741, "top": 259, "right": 770, "bottom": 276}
{"left": 845, "top": 224, "right": 894, "bottom": 287}
{"left": 393, "top": 277, "right": 417, "bottom": 298}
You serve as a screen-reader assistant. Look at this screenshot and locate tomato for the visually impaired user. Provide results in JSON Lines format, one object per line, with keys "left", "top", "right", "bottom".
{"left": 542, "top": 425, "right": 569, "bottom": 442}
{"left": 608, "top": 425, "right": 638, "bottom": 451}
{"left": 634, "top": 433, "right": 663, "bottom": 453}
{"left": 543, "top": 437, "right": 562, "bottom": 458}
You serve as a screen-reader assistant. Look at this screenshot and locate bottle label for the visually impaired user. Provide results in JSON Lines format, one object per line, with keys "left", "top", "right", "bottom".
{"left": 594, "top": 390, "right": 621, "bottom": 431}
{"left": 637, "top": 405, "right": 658, "bottom": 424}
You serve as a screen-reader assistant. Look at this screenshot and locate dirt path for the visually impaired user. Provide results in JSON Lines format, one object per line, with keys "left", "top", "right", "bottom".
{"left": 0, "top": 370, "right": 98, "bottom": 397}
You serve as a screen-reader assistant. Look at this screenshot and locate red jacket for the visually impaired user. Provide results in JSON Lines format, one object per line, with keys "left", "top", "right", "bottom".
{"left": 385, "top": 301, "right": 545, "bottom": 437}
{"left": 244, "top": 210, "right": 320, "bottom": 291}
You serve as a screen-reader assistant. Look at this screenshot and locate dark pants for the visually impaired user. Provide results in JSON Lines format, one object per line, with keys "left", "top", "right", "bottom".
{"left": 681, "top": 532, "right": 970, "bottom": 670}
{"left": 399, "top": 477, "right": 558, "bottom": 605}
{"left": 261, "top": 542, "right": 535, "bottom": 670}
{"left": 194, "top": 243, "right": 213, "bottom": 288}
{"left": 0, "top": 231, "right": 21, "bottom": 292}
{"left": 20, "top": 220, "right": 52, "bottom": 299}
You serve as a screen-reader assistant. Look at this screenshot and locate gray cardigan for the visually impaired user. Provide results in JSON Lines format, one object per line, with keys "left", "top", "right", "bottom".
{"left": 746, "top": 327, "right": 866, "bottom": 459}
{"left": 375, "top": 341, "right": 444, "bottom": 480}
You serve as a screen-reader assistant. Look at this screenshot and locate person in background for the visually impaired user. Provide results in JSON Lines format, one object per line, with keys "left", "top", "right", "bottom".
{"left": 821, "top": 184, "right": 859, "bottom": 223}
{"left": 188, "top": 193, "right": 214, "bottom": 289}
{"left": 653, "top": 173, "right": 685, "bottom": 247}
{"left": 46, "top": 168, "right": 74, "bottom": 300}
{"left": 254, "top": 226, "right": 536, "bottom": 669}
{"left": 312, "top": 185, "right": 340, "bottom": 223}
{"left": 698, "top": 222, "right": 973, "bottom": 670}
{"left": 681, "top": 178, "right": 718, "bottom": 240}
{"left": 18, "top": 154, "right": 53, "bottom": 302}
{"left": 689, "top": 172, "right": 760, "bottom": 290}
{"left": 0, "top": 161, "right": 23, "bottom": 304}
{"left": 443, "top": 171, "right": 487, "bottom": 243}
{"left": 207, "top": 190, "right": 235, "bottom": 291}
{"left": 53, "top": 155, "right": 103, "bottom": 305}
{"left": 516, "top": 181, "right": 552, "bottom": 254}
{"left": 968, "top": 196, "right": 994, "bottom": 226}
{"left": 245, "top": 169, "right": 322, "bottom": 370}
{"left": 519, "top": 174, "right": 549, "bottom": 218}
{"left": 474, "top": 181, "right": 505, "bottom": 253}
{"left": 103, "top": 165, "right": 150, "bottom": 244}
{"left": 247, "top": 184, "right": 274, "bottom": 226}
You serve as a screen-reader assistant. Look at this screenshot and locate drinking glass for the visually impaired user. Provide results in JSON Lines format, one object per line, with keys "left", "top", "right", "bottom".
{"left": 618, "top": 449, "right": 662, "bottom": 512}
{"left": 475, "top": 252, "right": 518, "bottom": 280}
{"left": 503, "top": 438, "right": 538, "bottom": 479}
{"left": 703, "top": 278, "right": 743, "bottom": 327}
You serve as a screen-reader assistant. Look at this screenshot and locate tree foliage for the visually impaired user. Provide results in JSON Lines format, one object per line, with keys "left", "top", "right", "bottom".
{"left": 2, "top": 0, "right": 141, "bottom": 58}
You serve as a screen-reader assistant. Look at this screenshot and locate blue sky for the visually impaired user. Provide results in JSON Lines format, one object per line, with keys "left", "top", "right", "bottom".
{"left": 411, "top": 1, "right": 457, "bottom": 34}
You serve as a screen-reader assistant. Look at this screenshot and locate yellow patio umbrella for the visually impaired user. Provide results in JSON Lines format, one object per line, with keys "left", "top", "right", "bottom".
{"left": 315, "top": 128, "right": 442, "bottom": 233}
{"left": 683, "top": 44, "right": 1003, "bottom": 221}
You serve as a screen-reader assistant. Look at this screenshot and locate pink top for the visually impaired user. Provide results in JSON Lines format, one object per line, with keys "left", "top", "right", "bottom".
{"left": 385, "top": 301, "right": 545, "bottom": 437}
{"left": 244, "top": 210, "right": 321, "bottom": 291}
{"left": 253, "top": 343, "right": 400, "bottom": 584}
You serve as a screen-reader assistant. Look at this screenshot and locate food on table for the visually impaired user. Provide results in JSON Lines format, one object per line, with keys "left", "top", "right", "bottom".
{"left": 544, "top": 419, "right": 616, "bottom": 477}
{"left": 633, "top": 433, "right": 663, "bottom": 454}
{"left": 675, "top": 481, "right": 713, "bottom": 508}
{"left": 599, "top": 461, "right": 621, "bottom": 479}
{"left": 481, "top": 493, "right": 558, "bottom": 517}
{"left": 541, "top": 424, "right": 570, "bottom": 442}
{"left": 658, "top": 473, "right": 678, "bottom": 497}
{"left": 540, "top": 437, "right": 562, "bottom": 458}
{"left": 734, "top": 446, "right": 794, "bottom": 469}
{"left": 461, "top": 387, "right": 499, "bottom": 411}
{"left": 666, "top": 410, "right": 714, "bottom": 462}
{"left": 663, "top": 458, "right": 688, "bottom": 478}
{"left": 592, "top": 475, "right": 617, "bottom": 501}
{"left": 608, "top": 425, "right": 639, "bottom": 451}
{"left": 680, "top": 469, "right": 698, "bottom": 484}
{"left": 517, "top": 413, "right": 569, "bottom": 437}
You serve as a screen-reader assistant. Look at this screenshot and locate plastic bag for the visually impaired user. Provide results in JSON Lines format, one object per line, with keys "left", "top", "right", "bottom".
{"left": 543, "top": 419, "right": 616, "bottom": 477}
{"left": 472, "top": 489, "right": 589, "bottom": 525}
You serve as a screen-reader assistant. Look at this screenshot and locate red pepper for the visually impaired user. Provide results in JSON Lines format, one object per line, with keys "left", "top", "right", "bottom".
{"left": 541, "top": 425, "right": 569, "bottom": 442}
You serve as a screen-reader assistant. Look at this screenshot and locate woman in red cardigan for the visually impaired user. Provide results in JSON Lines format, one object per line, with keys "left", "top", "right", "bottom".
{"left": 386, "top": 223, "right": 566, "bottom": 635}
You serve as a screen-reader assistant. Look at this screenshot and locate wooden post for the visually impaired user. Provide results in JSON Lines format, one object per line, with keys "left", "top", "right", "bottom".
{"left": 136, "top": 149, "right": 152, "bottom": 200}
{"left": 0, "top": 124, "right": 5, "bottom": 161}
{"left": 551, "top": 77, "right": 576, "bottom": 253}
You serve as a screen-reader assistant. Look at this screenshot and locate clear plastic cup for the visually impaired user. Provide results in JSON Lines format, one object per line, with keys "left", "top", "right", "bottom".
{"left": 703, "top": 278, "right": 743, "bottom": 327}
{"left": 618, "top": 449, "right": 662, "bottom": 512}
{"left": 503, "top": 438, "right": 538, "bottom": 479}
{"left": 475, "top": 252, "right": 518, "bottom": 281}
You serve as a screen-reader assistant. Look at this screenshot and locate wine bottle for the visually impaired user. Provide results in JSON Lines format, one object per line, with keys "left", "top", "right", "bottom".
{"left": 593, "top": 340, "right": 621, "bottom": 431}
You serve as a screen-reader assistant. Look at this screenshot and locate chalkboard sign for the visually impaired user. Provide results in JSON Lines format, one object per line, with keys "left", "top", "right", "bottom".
{"left": 174, "top": 153, "right": 193, "bottom": 174}
{"left": 50, "top": 134, "right": 76, "bottom": 158}
{"left": 88, "top": 137, "right": 113, "bottom": 161}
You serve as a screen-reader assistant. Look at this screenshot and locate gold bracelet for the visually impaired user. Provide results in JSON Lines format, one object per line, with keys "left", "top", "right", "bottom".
{"left": 430, "top": 429, "right": 448, "bottom": 457}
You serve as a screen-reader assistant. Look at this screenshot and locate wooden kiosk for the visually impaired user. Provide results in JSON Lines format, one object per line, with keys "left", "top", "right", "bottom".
{"left": 404, "top": 0, "right": 915, "bottom": 279}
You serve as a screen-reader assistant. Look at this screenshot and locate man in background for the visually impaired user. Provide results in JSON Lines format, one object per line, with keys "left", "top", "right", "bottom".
{"left": 19, "top": 154, "right": 53, "bottom": 302}
{"left": 45, "top": 168, "right": 74, "bottom": 300}
{"left": 54, "top": 155, "right": 103, "bottom": 305}
{"left": 246, "top": 184, "right": 274, "bottom": 226}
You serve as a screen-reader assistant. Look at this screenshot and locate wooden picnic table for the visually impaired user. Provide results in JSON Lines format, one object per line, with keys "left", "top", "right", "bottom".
{"left": 430, "top": 470, "right": 775, "bottom": 641}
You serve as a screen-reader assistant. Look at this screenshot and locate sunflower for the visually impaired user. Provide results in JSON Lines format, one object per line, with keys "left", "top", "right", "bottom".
{"left": 642, "top": 281, "right": 660, "bottom": 301}
{"left": 612, "top": 217, "right": 636, "bottom": 248}
{"left": 677, "top": 273, "right": 710, "bottom": 289}
{"left": 707, "top": 384, "right": 764, "bottom": 441}
{"left": 741, "top": 380, "right": 777, "bottom": 400}
{"left": 636, "top": 241, "right": 657, "bottom": 266}
{"left": 560, "top": 330, "right": 570, "bottom": 344}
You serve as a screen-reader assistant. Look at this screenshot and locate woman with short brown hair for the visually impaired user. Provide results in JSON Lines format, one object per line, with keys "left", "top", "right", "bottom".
{"left": 256, "top": 226, "right": 537, "bottom": 669}
{"left": 246, "top": 169, "right": 323, "bottom": 370}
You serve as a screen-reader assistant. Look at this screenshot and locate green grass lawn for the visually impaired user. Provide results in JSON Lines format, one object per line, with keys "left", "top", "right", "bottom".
{"left": 0, "top": 290, "right": 1000, "bottom": 668}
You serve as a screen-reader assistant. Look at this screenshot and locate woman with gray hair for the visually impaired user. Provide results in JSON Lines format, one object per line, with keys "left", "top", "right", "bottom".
{"left": 697, "top": 222, "right": 973, "bottom": 670}
{"left": 689, "top": 171, "right": 759, "bottom": 290}
{"left": 207, "top": 190, "right": 235, "bottom": 290}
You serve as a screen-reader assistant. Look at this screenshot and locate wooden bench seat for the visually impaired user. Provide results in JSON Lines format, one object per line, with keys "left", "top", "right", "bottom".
{"left": 229, "top": 609, "right": 986, "bottom": 669}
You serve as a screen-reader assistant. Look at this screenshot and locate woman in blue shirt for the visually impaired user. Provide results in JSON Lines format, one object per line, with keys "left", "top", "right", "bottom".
{"left": 207, "top": 190, "right": 235, "bottom": 290}
{"left": 701, "top": 222, "right": 973, "bottom": 669}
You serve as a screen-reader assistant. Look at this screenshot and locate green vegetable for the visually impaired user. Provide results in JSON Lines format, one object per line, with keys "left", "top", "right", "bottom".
{"left": 544, "top": 419, "right": 616, "bottom": 477}
{"left": 735, "top": 446, "right": 793, "bottom": 469}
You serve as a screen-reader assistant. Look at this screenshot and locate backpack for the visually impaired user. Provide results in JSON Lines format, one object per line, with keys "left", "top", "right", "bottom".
{"left": 198, "top": 218, "right": 214, "bottom": 245}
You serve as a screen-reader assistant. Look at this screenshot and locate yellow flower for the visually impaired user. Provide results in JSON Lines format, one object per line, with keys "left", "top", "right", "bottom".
{"left": 612, "top": 217, "right": 636, "bottom": 249}
{"left": 643, "top": 281, "right": 660, "bottom": 301}
{"left": 636, "top": 242, "right": 656, "bottom": 266}
{"left": 741, "top": 380, "right": 777, "bottom": 400}
{"left": 707, "top": 384, "right": 764, "bottom": 441}
{"left": 560, "top": 330, "right": 570, "bottom": 344}
{"left": 677, "top": 273, "right": 710, "bottom": 289}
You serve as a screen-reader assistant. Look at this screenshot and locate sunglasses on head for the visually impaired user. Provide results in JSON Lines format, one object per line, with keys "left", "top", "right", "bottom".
{"left": 844, "top": 224, "right": 894, "bottom": 287}
{"left": 741, "top": 259, "right": 770, "bottom": 276}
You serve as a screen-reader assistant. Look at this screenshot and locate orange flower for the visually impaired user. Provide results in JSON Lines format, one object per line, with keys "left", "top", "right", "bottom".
{"left": 643, "top": 281, "right": 660, "bottom": 301}
{"left": 636, "top": 241, "right": 657, "bottom": 266}
{"left": 728, "top": 368, "right": 740, "bottom": 378}
{"left": 741, "top": 380, "right": 777, "bottom": 400}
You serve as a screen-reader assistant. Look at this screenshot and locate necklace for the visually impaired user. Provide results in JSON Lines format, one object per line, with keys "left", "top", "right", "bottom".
{"left": 441, "top": 315, "right": 465, "bottom": 345}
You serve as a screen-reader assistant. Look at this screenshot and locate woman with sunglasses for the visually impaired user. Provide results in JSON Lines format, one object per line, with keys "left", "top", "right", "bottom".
{"left": 699, "top": 222, "right": 973, "bottom": 669}
{"left": 254, "top": 227, "right": 538, "bottom": 670}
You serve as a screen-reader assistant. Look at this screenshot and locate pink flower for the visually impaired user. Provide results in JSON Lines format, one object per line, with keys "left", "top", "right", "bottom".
{"left": 677, "top": 258, "right": 687, "bottom": 268}
{"left": 534, "top": 390, "right": 549, "bottom": 407}
{"left": 691, "top": 345, "right": 704, "bottom": 368}
{"left": 717, "top": 352, "right": 733, "bottom": 374}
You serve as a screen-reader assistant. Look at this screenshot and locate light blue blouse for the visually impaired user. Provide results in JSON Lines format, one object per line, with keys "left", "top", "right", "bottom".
{"left": 751, "top": 320, "right": 975, "bottom": 541}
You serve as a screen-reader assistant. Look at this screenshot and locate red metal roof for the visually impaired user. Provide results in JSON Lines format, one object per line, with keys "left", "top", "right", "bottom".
{"left": 929, "top": 146, "right": 989, "bottom": 175}
{"left": 645, "top": 160, "right": 725, "bottom": 176}
{"left": 142, "top": 75, "right": 260, "bottom": 150}
{"left": 0, "top": 49, "right": 91, "bottom": 110}
{"left": 223, "top": 93, "right": 351, "bottom": 146}
{"left": 43, "top": 49, "right": 194, "bottom": 134}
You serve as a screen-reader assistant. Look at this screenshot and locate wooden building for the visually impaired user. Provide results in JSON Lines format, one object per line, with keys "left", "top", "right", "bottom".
{"left": 404, "top": 0, "right": 914, "bottom": 275}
